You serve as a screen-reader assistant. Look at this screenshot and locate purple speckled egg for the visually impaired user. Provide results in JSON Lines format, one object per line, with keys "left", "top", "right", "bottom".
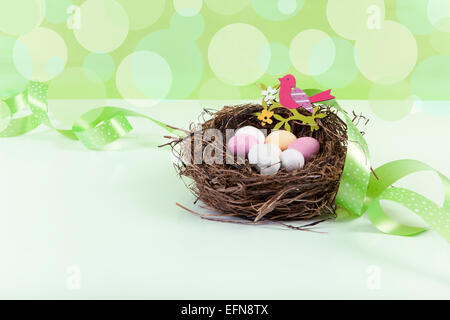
{"left": 288, "top": 137, "right": 320, "bottom": 161}
{"left": 227, "top": 134, "right": 259, "bottom": 157}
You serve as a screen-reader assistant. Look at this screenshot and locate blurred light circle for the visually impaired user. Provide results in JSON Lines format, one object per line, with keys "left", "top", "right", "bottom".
{"left": 259, "top": 42, "right": 291, "bottom": 76}
{"left": 205, "top": 0, "right": 249, "bottom": 15}
{"left": 411, "top": 55, "right": 450, "bottom": 115}
{"left": 45, "top": 56, "right": 65, "bottom": 77}
{"left": 428, "top": 0, "right": 450, "bottom": 32}
{"left": 368, "top": 81, "right": 414, "bottom": 121}
{"left": 0, "top": 36, "right": 29, "bottom": 97}
{"left": 48, "top": 67, "right": 106, "bottom": 99}
{"left": 208, "top": 23, "right": 269, "bottom": 85}
{"left": 44, "top": 0, "right": 73, "bottom": 24}
{"left": 199, "top": 78, "right": 241, "bottom": 100}
{"left": 47, "top": 67, "right": 106, "bottom": 126}
{"left": 14, "top": 27, "right": 67, "bottom": 82}
{"left": 130, "top": 51, "right": 172, "bottom": 100}
{"left": 0, "top": 0, "right": 44, "bottom": 35}
{"left": 170, "top": 12, "right": 205, "bottom": 40}
{"left": 251, "top": 0, "right": 304, "bottom": 21}
{"left": 117, "top": 0, "right": 165, "bottom": 30}
{"left": 413, "top": 99, "right": 450, "bottom": 116}
{"left": 290, "top": 29, "right": 335, "bottom": 76}
{"left": 278, "top": 0, "right": 299, "bottom": 14}
{"left": 429, "top": 31, "right": 450, "bottom": 54}
{"left": 136, "top": 30, "right": 203, "bottom": 98}
{"left": 354, "top": 21, "right": 417, "bottom": 84}
{"left": 116, "top": 51, "right": 172, "bottom": 101}
{"left": 173, "top": 0, "right": 202, "bottom": 17}
{"left": 83, "top": 53, "right": 116, "bottom": 82}
{"left": 312, "top": 38, "right": 359, "bottom": 88}
{"left": 327, "top": 0, "right": 385, "bottom": 40}
{"left": 73, "top": 0, "right": 129, "bottom": 53}
{"left": 396, "top": 0, "right": 434, "bottom": 35}
{"left": 116, "top": 53, "right": 148, "bottom": 101}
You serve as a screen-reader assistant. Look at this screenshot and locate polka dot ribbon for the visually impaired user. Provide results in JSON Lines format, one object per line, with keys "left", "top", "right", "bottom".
{"left": 0, "top": 82, "right": 184, "bottom": 149}
{"left": 306, "top": 89, "right": 450, "bottom": 242}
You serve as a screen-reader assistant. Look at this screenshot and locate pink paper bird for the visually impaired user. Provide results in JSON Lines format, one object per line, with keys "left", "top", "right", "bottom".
{"left": 278, "top": 74, "right": 335, "bottom": 112}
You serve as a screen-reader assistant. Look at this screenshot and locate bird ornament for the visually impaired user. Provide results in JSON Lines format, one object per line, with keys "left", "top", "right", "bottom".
{"left": 278, "top": 74, "right": 334, "bottom": 112}
{"left": 256, "top": 74, "right": 333, "bottom": 132}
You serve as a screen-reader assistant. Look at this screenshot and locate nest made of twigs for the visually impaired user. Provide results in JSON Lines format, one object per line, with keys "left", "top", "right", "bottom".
{"left": 171, "top": 103, "right": 348, "bottom": 222}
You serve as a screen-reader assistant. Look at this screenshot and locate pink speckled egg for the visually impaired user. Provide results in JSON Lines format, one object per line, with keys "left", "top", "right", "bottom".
{"left": 227, "top": 134, "right": 259, "bottom": 157}
{"left": 288, "top": 137, "right": 320, "bottom": 161}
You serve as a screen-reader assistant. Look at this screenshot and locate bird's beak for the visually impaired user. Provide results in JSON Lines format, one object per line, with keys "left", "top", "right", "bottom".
{"left": 278, "top": 78, "right": 282, "bottom": 81}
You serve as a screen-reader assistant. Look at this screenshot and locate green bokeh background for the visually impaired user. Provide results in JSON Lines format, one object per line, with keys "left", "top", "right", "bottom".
{"left": 0, "top": 0, "right": 449, "bottom": 117}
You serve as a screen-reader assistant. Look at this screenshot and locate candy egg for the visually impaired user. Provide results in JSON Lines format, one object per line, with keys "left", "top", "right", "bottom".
{"left": 265, "top": 130, "right": 297, "bottom": 151}
{"left": 248, "top": 143, "right": 281, "bottom": 166}
{"left": 227, "top": 134, "right": 258, "bottom": 157}
{"left": 258, "top": 162, "right": 281, "bottom": 176}
{"left": 235, "top": 126, "right": 265, "bottom": 144}
{"left": 288, "top": 137, "right": 320, "bottom": 161}
{"left": 248, "top": 144, "right": 281, "bottom": 175}
{"left": 280, "top": 149, "right": 305, "bottom": 172}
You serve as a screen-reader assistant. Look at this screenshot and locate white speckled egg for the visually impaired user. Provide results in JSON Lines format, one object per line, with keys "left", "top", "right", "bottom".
{"left": 258, "top": 162, "right": 281, "bottom": 176}
{"left": 235, "top": 126, "right": 265, "bottom": 144}
{"left": 280, "top": 149, "right": 305, "bottom": 172}
{"left": 248, "top": 144, "right": 281, "bottom": 175}
{"left": 248, "top": 144, "right": 281, "bottom": 165}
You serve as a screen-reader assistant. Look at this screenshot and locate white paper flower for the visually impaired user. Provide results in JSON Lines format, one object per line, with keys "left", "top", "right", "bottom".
{"left": 261, "top": 86, "right": 278, "bottom": 105}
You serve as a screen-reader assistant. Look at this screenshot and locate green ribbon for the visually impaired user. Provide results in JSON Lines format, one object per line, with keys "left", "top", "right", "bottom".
{"left": 305, "top": 89, "right": 450, "bottom": 242}
{"left": 1, "top": 83, "right": 449, "bottom": 241}
{"left": 0, "top": 82, "right": 183, "bottom": 149}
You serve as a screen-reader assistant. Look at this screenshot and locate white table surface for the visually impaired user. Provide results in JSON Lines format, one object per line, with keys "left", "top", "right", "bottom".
{"left": 0, "top": 99, "right": 449, "bottom": 299}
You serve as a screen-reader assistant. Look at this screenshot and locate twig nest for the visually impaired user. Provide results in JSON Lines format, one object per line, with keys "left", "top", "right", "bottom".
{"left": 173, "top": 103, "right": 348, "bottom": 221}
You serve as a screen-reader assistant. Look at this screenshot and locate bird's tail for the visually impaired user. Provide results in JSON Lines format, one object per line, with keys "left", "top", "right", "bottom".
{"left": 308, "top": 89, "right": 335, "bottom": 103}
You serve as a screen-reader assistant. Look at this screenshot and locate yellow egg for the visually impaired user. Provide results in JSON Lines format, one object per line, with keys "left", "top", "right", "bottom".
{"left": 265, "top": 130, "right": 297, "bottom": 151}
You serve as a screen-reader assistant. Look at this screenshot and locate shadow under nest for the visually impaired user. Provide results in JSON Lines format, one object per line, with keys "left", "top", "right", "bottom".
{"left": 171, "top": 103, "right": 348, "bottom": 223}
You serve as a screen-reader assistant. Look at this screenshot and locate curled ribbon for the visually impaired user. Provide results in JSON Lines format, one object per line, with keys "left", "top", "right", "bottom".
{"left": 0, "top": 82, "right": 184, "bottom": 149}
{"left": 305, "top": 89, "right": 450, "bottom": 242}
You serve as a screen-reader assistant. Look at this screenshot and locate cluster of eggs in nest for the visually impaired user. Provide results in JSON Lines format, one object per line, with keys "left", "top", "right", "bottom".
{"left": 227, "top": 126, "right": 320, "bottom": 175}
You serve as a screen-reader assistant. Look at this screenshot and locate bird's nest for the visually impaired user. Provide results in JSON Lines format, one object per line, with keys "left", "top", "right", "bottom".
{"left": 169, "top": 103, "right": 348, "bottom": 224}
